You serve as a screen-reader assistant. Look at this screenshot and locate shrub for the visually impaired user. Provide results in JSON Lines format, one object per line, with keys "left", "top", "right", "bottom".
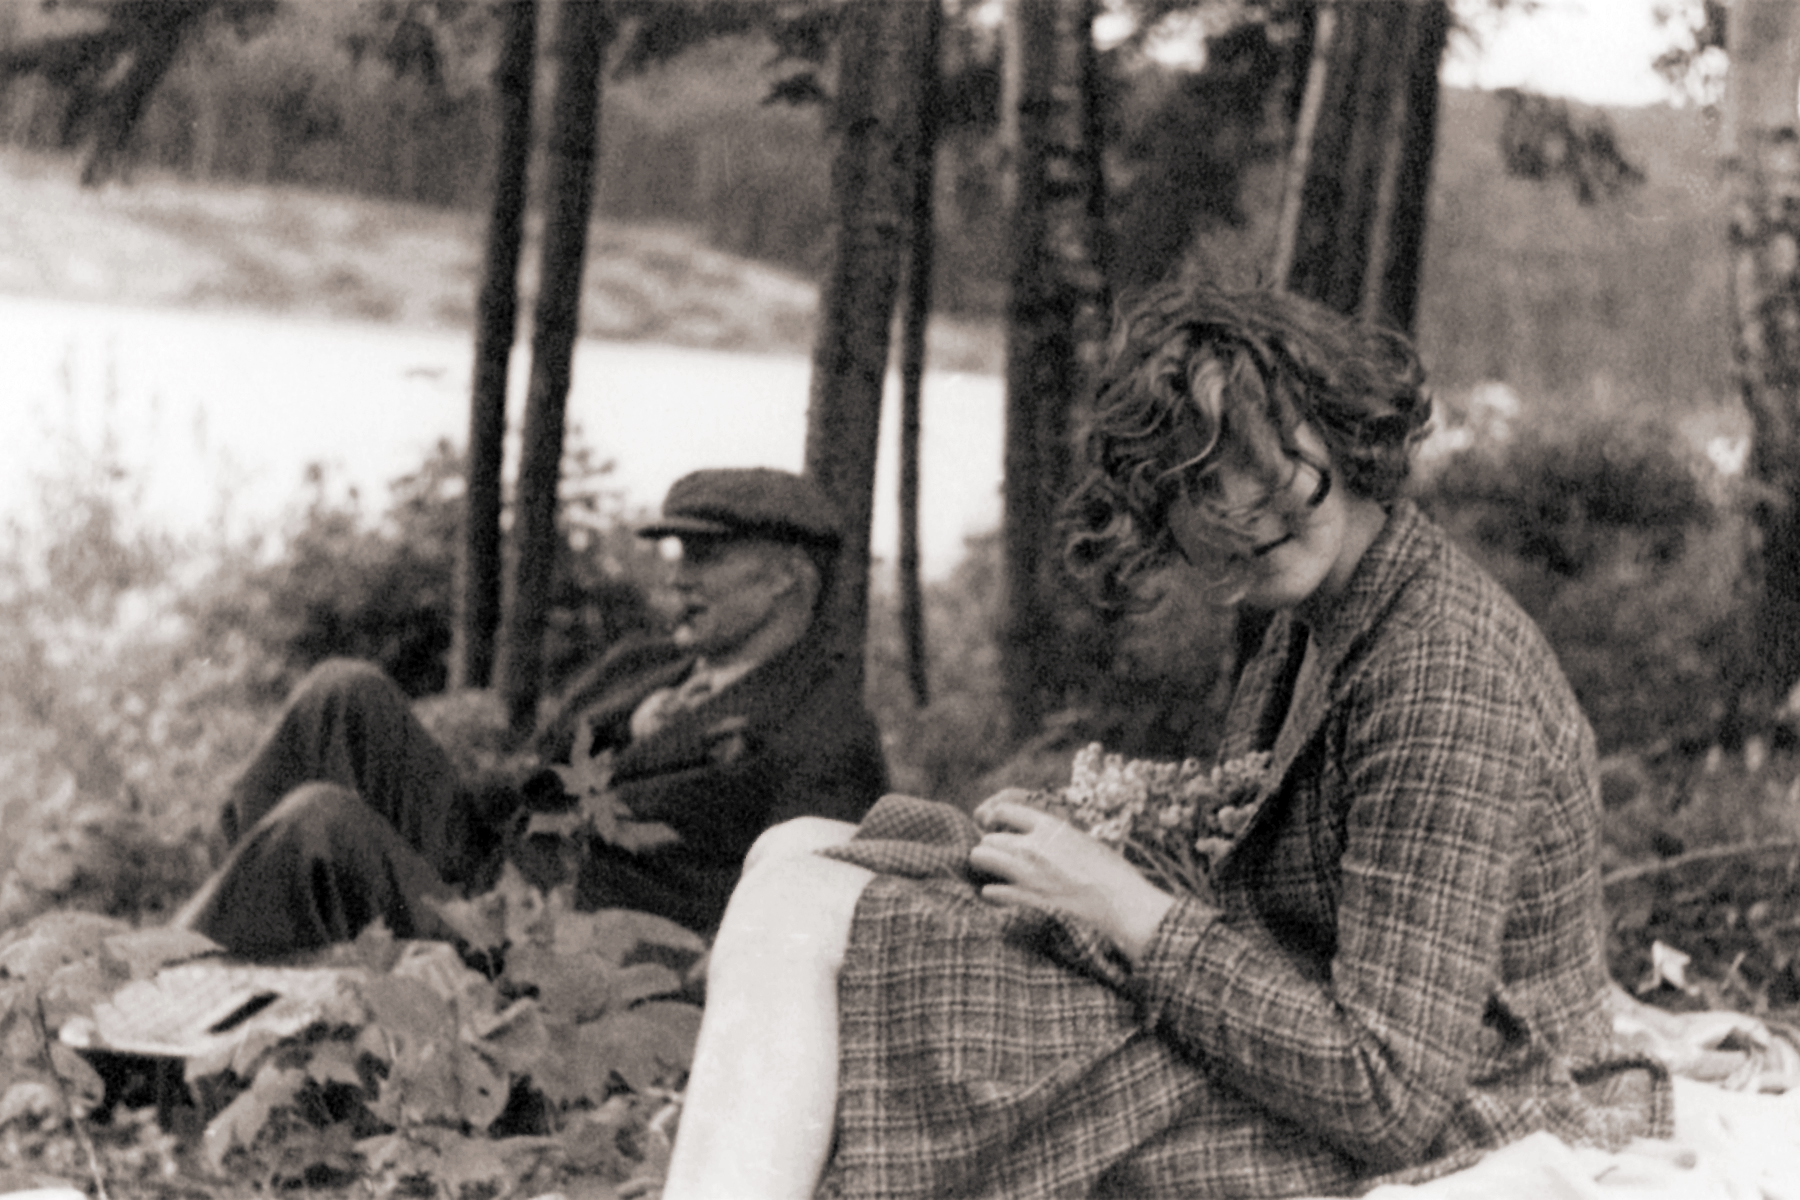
{"left": 195, "top": 437, "right": 663, "bottom": 702}
{"left": 1418, "top": 401, "right": 1752, "bottom": 753}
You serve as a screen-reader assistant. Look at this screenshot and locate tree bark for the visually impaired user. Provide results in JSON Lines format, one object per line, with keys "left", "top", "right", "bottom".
{"left": 1273, "top": 0, "right": 1448, "bottom": 336}
{"left": 802, "top": 0, "right": 936, "bottom": 692}
{"left": 498, "top": 0, "right": 614, "bottom": 736}
{"left": 997, "top": 0, "right": 1110, "bottom": 741}
{"left": 897, "top": 0, "right": 944, "bottom": 708}
{"left": 454, "top": 0, "right": 538, "bottom": 691}
{"left": 1724, "top": 0, "right": 1800, "bottom": 707}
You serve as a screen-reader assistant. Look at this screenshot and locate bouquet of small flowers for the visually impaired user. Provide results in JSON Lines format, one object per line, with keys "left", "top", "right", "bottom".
{"left": 1033, "top": 743, "right": 1273, "bottom": 898}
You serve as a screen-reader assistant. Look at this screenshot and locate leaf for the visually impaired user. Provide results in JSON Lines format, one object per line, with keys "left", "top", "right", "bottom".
{"left": 467, "top": 997, "right": 549, "bottom": 1077}
{"left": 609, "top": 963, "right": 683, "bottom": 1009}
{"left": 504, "top": 944, "right": 616, "bottom": 1023}
{"left": 48, "top": 1042, "right": 103, "bottom": 1114}
{"left": 451, "top": 1038, "right": 511, "bottom": 1130}
{"left": 303, "top": 1040, "right": 363, "bottom": 1089}
{"left": 390, "top": 940, "right": 493, "bottom": 1013}
{"left": 317, "top": 917, "right": 403, "bottom": 974}
{"left": 556, "top": 908, "right": 707, "bottom": 966}
{"left": 423, "top": 888, "right": 509, "bottom": 957}
{"left": 360, "top": 974, "right": 455, "bottom": 1049}
{"left": 183, "top": 1022, "right": 278, "bottom": 1085}
{"left": 553, "top": 1098, "right": 636, "bottom": 1173}
{"left": 528, "top": 1016, "right": 615, "bottom": 1109}
{"left": 0, "top": 913, "right": 130, "bottom": 981}
{"left": 0, "top": 1080, "right": 59, "bottom": 1126}
{"left": 40, "top": 958, "right": 126, "bottom": 1030}
{"left": 580, "top": 1002, "right": 702, "bottom": 1093}
{"left": 435, "top": 1131, "right": 522, "bottom": 1196}
{"left": 204, "top": 1066, "right": 305, "bottom": 1171}
{"left": 550, "top": 718, "right": 615, "bottom": 803}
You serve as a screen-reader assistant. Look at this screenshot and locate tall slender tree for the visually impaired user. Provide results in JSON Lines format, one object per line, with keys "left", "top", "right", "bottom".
{"left": 497, "top": 0, "right": 616, "bottom": 735}
{"left": 453, "top": 0, "right": 539, "bottom": 691}
{"left": 895, "top": 0, "right": 944, "bottom": 708}
{"left": 1271, "top": 0, "right": 1448, "bottom": 335}
{"left": 1723, "top": 0, "right": 1800, "bottom": 711}
{"left": 997, "top": 0, "right": 1110, "bottom": 740}
{"left": 802, "top": 0, "right": 937, "bottom": 690}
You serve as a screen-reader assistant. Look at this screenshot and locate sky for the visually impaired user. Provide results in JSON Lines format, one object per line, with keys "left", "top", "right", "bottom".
{"left": 1441, "top": 0, "right": 1696, "bottom": 107}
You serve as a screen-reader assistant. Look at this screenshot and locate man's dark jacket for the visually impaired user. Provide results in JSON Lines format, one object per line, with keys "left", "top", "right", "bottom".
{"left": 533, "top": 629, "right": 889, "bottom": 932}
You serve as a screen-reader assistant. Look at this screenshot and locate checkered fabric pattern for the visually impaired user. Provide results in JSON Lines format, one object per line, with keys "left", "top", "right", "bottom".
{"left": 818, "top": 502, "right": 1670, "bottom": 1199}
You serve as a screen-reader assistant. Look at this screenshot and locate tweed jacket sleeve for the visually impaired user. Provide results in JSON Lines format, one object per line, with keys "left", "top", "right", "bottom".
{"left": 1127, "top": 502, "right": 1631, "bottom": 1171}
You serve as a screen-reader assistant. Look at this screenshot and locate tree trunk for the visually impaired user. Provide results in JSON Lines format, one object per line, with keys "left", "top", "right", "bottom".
{"left": 802, "top": 0, "right": 936, "bottom": 692}
{"left": 453, "top": 0, "right": 537, "bottom": 691}
{"left": 998, "top": 0, "right": 1110, "bottom": 741}
{"left": 497, "top": 0, "right": 614, "bottom": 736}
{"left": 1272, "top": 0, "right": 1448, "bottom": 335}
{"left": 1724, "top": 0, "right": 1800, "bottom": 708}
{"left": 897, "top": 0, "right": 944, "bottom": 709}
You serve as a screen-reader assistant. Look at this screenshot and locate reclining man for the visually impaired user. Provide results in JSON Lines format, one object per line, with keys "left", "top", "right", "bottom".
{"left": 173, "top": 467, "right": 890, "bottom": 959}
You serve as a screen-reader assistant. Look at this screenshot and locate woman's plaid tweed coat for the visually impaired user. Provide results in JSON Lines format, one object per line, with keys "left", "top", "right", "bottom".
{"left": 821, "top": 501, "right": 1669, "bottom": 1199}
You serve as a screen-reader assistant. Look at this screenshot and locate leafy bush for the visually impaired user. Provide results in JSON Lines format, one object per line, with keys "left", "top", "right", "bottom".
{"left": 0, "top": 882, "right": 704, "bottom": 1198}
{"left": 1418, "top": 402, "right": 1752, "bottom": 753}
{"left": 195, "top": 437, "right": 663, "bottom": 702}
{"left": 0, "top": 420, "right": 274, "bottom": 934}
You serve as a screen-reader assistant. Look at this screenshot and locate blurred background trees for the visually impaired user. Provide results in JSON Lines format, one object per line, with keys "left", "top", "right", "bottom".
{"left": 0, "top": 0, "right": 1772, "bottom": 805}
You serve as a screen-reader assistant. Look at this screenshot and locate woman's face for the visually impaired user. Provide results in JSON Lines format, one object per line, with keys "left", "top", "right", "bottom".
{"left": 1166, "top": 423, "right": 1381, "bottom": 612}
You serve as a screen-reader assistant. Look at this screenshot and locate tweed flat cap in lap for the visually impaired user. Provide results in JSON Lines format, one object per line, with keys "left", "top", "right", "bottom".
{"left": 636, "top": 467, "right": 843, "bottom": 546}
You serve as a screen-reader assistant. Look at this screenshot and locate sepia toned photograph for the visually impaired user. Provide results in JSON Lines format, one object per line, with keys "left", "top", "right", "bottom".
{"left": 2, "top": 2, "right": 1797, "bottom": 1197}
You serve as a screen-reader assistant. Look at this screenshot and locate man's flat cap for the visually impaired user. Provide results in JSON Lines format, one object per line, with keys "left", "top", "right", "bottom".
{"left": 637, "top": 467, "right": 843, "bottom": 547}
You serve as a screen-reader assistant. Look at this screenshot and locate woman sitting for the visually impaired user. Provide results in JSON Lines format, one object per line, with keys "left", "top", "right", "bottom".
{"left": 663, "top": 282, "right": 1670, "bottom": 1198}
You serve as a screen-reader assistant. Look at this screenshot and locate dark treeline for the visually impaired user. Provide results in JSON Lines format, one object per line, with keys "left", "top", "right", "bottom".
{"left": 0, "top": 1, "right": 1300, "bottom": 319}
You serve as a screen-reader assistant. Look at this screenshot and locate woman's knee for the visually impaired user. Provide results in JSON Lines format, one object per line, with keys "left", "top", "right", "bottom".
{"left": 743, "top": 816, "right": 858, "bottom": 875}
{"left": 713, "top": 846, "right": 871, "bottom": 980}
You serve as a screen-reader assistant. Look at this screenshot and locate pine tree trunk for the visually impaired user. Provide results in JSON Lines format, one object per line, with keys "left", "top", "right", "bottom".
{"left": 454, "top": 0, "right": 537, "bottom": 691}
{"left": 497, "top": 0, "right": 614, "bottom": 736}
{"left": 802, "top": 0, "right": 936, "bottom": 692}
{"left": 1725, "top": 0, "right": 1800, "bottom": 708}
{"left": 897, "top": 0, "right": 943, "bottom": 709}
{"left": 998, "top": 0, "right": 1110, "bottom": 741}
{"left": 1273, "top": 0, "right": 1448, "bottom": 335}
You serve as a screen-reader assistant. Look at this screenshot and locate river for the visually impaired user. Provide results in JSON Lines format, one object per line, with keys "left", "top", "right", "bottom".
{"left": 0, "top": 294, "right": 1005, "bottom": 580}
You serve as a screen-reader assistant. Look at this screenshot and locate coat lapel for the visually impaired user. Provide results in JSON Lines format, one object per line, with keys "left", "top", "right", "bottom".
{"left": 1212, "top": 502, "right": 1434, "bottom": 875}
{"left": 609, "top": 633, "right": 829, "bottom": 779}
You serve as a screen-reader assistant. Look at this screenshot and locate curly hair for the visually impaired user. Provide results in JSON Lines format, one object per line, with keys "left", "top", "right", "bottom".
{"left": 1063, "top": 283, "right": 1432, "bottom": 608}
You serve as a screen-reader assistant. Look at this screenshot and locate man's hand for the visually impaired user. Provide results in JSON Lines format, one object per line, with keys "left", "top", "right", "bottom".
{"left": 969, "top": 792, "right": 1177, "bottom": 965}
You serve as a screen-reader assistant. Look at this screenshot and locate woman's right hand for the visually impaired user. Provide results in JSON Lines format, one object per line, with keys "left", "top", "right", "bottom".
{"left": 970, "top": 793, "right": 1176, "bottom": 964}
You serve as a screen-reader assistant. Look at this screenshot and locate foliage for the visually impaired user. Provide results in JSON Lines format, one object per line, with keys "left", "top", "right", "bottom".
{"left": 1418, "top": 398, "right": 1752, "bottom": 753}
{"left": 196, "top": 437, "right": 661, "bottom": 701}
{"left": 0, "top": 407, "right": 272, "bottom": 935}
{"left": 0, "top": 879, "right": 704, "bottom": 1198}
{"left": 1496, "top": 88, "right": 1644, "bottom": 206}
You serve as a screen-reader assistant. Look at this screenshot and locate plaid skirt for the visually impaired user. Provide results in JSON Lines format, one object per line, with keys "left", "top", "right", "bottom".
{"left": 819, "top": 798, "right": 1368, "bottom": 1199}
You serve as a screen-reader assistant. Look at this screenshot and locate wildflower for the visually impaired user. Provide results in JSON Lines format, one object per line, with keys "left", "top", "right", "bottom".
{"left": 1032, "top": 744, "right": 1272, "bottom": 899}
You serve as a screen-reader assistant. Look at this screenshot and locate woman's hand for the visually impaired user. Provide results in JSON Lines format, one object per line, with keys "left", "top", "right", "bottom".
{"left": 969, "top": 792, "right": 1177, "bottom": 964}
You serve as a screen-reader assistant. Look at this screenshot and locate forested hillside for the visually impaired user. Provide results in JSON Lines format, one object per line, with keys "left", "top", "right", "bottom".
{"left": 0, "top": 1, "right": 1736, "bottom": 415}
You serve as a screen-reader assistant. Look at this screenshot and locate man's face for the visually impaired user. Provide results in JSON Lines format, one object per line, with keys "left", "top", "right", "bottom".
{"left": 668, "top": 536, "right": 799, "bottom": 658}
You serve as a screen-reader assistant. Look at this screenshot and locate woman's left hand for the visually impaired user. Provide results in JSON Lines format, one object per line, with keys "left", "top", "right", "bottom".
{"left": 969, "top": 793, "right": 1177, "bottom": 964}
